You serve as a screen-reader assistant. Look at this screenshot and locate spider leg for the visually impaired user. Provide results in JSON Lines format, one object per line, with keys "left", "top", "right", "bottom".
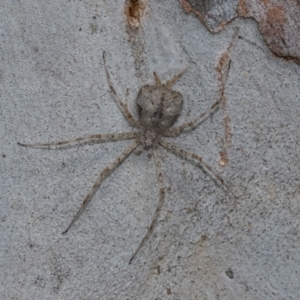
{"left": 216, "top": 27, "right": 239, "bottom": 92}
{"left": 159, "top": 139, "right": 236, "bottom": 198}
{"left": 129, "top": 146, "right": 166, "bottom": 264}
{"left": 62, "top": 139, "right": 139, "bottom": 234}
{"left": 153, "top": 72, "right": 162, "bottom": 86}
{"left": 164, "top": 98, "right": 221, "bottom": 137}
{"left": 164, "top": 56, "right": 231, "bottom": 138}
{"left": 103, "top": 52, "right": 139, "bottom": 128}
{"left": 18, "top": 132, "right": 138, "bottom": 149}
{"left": 165, "top": 30, "right": 239, "bottom": 138}
{"left": 165, "top": 67, "right": 188, "bottom": 88}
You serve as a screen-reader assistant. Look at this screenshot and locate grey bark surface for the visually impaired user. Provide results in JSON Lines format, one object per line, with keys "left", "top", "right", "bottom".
{"left": 1, "top": 0, "right": 300, "bottom": 299}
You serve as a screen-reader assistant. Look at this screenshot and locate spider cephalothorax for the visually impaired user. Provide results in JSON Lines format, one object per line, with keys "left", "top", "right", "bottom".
{"left": 137, "top": 84, "right": 183, "bottom": 132}
{"left": 136, "top": 77, "right": 184, "bottom": 149}
{"left": 18, "top": 50, "right": 236, "bottom": 264}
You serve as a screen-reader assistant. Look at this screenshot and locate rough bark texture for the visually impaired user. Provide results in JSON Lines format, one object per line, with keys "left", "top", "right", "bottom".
{"left": 180, "top": 0, "right": 300, "bottom": 64}
{"left": 2, "top": 0, "right": 300, "bottom": 299}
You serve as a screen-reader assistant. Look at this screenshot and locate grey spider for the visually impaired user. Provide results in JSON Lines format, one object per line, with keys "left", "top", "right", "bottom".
{"left": 18, "top": 51, "right": 236, "bottom": 264}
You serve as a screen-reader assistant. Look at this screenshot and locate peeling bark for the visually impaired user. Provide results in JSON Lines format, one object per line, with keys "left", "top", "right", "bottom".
{"left": 125, "top": 0, "right": 146, "bottom": 29}
{"left": 180, "top": 0, "right": 300, "bottom": 64}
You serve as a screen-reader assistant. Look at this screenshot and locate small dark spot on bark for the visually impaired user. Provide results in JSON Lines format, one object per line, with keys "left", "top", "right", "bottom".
{"left": 225, "top": 268, "right": 234, "bottom": 279}
{"left": 90, "top": 23, "right": 98, "bottom": 34}
{"left": 201, "top": 234, "right": 208, "bottom": 241}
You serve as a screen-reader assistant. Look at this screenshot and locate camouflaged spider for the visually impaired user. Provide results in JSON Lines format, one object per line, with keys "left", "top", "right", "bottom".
{"left": 18, "top": 51, "right": 236, "bottom": 264}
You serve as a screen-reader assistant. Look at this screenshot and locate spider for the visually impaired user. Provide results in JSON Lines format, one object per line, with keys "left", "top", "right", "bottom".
{"left": 18, "top": 51, "right": 236, "bottom": 264}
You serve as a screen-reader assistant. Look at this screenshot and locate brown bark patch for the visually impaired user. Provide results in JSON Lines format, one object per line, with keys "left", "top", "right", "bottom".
{"left": 180, "top": 0, "right": 300, "bottom": 65}
{"left": 125, "top": 0, "right": 146, "bottom": 29}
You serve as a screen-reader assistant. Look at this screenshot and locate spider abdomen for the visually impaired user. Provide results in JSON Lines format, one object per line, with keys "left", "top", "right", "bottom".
{"left": 136, "top": 85, "right": 183, "bottom": 132}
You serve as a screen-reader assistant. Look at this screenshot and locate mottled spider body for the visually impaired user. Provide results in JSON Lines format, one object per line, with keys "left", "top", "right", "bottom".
{"left": 18, "top": 49, "right": 236, "bottom": 264}
{"left": 137, "top": 83, "right": 184, "bottom": 149}
{"left": 137, "top": 85, "right": 183, "bottom": 132}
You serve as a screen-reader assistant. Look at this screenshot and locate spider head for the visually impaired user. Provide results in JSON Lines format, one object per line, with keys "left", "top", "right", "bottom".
{"left": 136, "top": 85, "right": 183, "bottom": 132}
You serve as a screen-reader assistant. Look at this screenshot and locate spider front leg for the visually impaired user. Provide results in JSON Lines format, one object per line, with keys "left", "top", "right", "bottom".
{"left": 17, "top": 132, "right": 138, "bottom": 149}
{"left": 164, "top": 98, "right": 221, "bottom": 137}
{"left": 165, "top": 67, "right": 188, "bottom": 88}
{"left": 129, "top": 146, "right": 166, "bottom": 264}
{"left": 103, "top": 51, "right": 139, "bottom": 128}
{"left": 153, "top": 67, "right": 188, "bottom": 88}
{"left": 164, "top": 59, "right": 231, "bottom": 138}
{"left": 165, "top": 30, "right": 238, "bottom": 138}
{"left": 159, "top": 139, "right": 236, "bottom": 198}
{"left": 62, "top": 139, "right": 139, "bottom": 234}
